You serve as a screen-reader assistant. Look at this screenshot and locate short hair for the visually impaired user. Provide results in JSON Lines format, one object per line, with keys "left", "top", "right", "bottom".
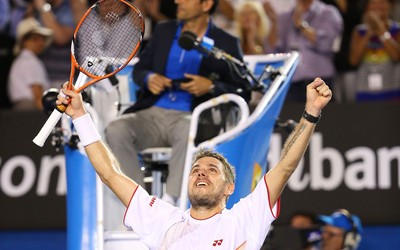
{"left": 192, "top": 148, "right": 236, "bottom": 184}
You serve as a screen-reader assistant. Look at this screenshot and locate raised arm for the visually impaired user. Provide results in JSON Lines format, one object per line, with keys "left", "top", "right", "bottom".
{"left": 265, "top": 78, "right": 332, "bottom": 208}
{"left": 57, "top": 85, "right": 138, "bottom": 207}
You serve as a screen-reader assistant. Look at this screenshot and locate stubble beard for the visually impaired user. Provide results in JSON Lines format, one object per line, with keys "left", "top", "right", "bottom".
{"left": 189, "top": 189, "right": 225, "bottom": 210}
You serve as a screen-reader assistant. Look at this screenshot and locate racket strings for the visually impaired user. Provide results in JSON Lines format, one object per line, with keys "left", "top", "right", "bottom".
{"left": 74, "top": 0, "right": 143, "bottom": 77}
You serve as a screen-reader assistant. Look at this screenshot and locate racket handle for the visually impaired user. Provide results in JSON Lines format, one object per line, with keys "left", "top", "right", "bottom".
{"left": 33, "top": 109, "right": 64, "bottom": 147}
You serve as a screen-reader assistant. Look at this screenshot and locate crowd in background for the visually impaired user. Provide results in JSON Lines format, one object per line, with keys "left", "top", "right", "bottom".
{"left": 0, "top": 2, "right": 383, "bottom": 249}
{"left": 1, "top": 0, "right": 400, "bottom": 111}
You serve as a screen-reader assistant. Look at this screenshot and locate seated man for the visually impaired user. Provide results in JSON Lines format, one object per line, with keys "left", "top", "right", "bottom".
{"left": 57, "top": 77, "right": 332, "bottom": 249}
{"left": 104, "top": 0, "right": 250, "bottom": 217}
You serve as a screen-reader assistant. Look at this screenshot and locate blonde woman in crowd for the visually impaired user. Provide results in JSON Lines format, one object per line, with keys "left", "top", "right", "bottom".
{"left": 234, "top": 0, "right": 277, "bottom": 54}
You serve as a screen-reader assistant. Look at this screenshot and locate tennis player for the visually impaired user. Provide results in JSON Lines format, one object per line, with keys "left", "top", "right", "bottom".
{"left": 57, "top": 77, "right": 332, "bottom": 249}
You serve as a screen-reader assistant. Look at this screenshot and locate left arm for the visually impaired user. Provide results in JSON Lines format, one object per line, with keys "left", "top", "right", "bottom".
{"left": 265, "top": 77, "right": 332, "bottom": 208}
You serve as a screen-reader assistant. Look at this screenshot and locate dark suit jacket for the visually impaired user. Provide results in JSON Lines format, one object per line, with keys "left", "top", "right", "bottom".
{"left": 124, "top": 20, "right": 251, "bottom": 114}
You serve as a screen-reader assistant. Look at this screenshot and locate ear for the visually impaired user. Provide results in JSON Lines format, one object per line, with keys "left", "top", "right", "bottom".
{"left": 201, "top": 0, "right": 214, "bottom": 13}
{"left": 225, "top": 183, "right": 235, "bottom": 196}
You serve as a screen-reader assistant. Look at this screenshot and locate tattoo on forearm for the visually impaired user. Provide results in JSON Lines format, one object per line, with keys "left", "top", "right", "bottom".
{"left": 280, "top": 122, "right": 308, "bottom": 160}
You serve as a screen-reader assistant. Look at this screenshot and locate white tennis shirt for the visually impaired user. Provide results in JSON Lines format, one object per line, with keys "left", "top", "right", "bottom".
{"left": 124, "top": 176, "right": 280, "bottom": 249}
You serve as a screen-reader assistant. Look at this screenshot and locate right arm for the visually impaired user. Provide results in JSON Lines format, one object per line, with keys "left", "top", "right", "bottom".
{"left": 57, "top": 86, "right": 138, "bottom": 207}
{"left": 265, "top": 78, "right": 332, "bottom": 208}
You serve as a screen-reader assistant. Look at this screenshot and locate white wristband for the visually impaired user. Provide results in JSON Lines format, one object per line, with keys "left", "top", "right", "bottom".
{"left": 72, "top": 113, "right": 101, "bottom": 146}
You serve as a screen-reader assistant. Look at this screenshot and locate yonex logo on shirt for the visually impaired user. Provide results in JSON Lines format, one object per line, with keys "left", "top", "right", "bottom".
{"left": 149, "top": 196, "right": 156, "bottom": 207}
{"left": 212, "top": 239, "right": 223, "bottom": 246}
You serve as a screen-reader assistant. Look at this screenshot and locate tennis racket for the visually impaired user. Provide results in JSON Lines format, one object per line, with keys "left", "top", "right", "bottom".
{"left": 33, "top": 0, "right": 144, "bottom": 147}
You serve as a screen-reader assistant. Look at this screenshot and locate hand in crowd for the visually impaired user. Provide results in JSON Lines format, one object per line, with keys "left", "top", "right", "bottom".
{"left": 262, "top": 1, "right": 277, "bottom": 23}
{"left": 33, "top": 0, "right": 47, "bottom": 12}
{"left": 147, "top": 73, "right": 172, "bottom": 95}
{"left": 364, "top": 11, "right": 386, "bottom": 35}
{"left": 292, "top": 2, "right": 307, "bottom": 28}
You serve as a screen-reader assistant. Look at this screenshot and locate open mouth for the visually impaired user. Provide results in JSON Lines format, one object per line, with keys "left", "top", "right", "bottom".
{"left": 196, "top": 181, "right": 208, "bottom": 187}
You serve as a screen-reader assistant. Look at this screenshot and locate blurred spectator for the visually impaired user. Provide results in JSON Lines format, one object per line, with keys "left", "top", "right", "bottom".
{"left": 0, "top": 0, "right": 10, "bottom": 30}
{"left": 70, "top": 0, "right": 89, "bottom": 25}
{"left": 349, "top": 0, "right": 400, "bottom": 101}
{"left": 262, "top": 211, "right": 320, "bottom": 250}
{"left": 326, "top": 0, "right": 365, "bottom": 103}
{"left": 8, "top": 0, "right": 29, "bottom": 39}
{"left": 234, "top": 0, "right": 277, "bottom": 54}
{"left": 211, "top": 0, "right": 237, "bottom": 35}
{"left": 290, "top": 210, "right": 318, "bottom": 229}
{"left": 290, "top": 211, "right": 321, "bottom": 250}
{"left": 30, "top": 0, "right": 75, "bottom": 89}
{"left": 391, "top": 0, "right": 400, "bottom": 21}
{"left": 136, "top": 0, "right": 177, "bottom": 49}
{"left": 276, "top": 0, "right": 343, "bottom": 102}
{"left": 213, "top": 0, "right": 282, "bottom": 37}
{"left": 143, "top": 0, "right": 176, "bottom": 24}
{"left": 319, "top": 209, "right": 363, "bottom": 250}
{"left": 233, "top": 1, "right": 278, "bottom": 110}
{"left": 7, "top": 17, "right": 53, "bottom": 111}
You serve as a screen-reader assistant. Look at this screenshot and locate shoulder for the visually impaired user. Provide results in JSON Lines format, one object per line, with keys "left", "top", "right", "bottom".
{"left": 13, "top": 50, "right": 40, "bottom": 66}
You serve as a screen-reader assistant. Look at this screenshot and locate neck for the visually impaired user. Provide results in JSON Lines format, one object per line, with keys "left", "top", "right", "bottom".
{"left": 189, "top": 202, "right": 225, "bottom": 220}
{"left": 182, "top": 15, "right": 210, "bottom": 38}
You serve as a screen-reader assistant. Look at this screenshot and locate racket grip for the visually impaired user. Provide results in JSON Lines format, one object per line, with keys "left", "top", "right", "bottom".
{"left": 33, "top": 109, "right": 64, "bottom": 147}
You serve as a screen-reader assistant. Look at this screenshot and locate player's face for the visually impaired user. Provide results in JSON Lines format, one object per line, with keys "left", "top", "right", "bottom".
{"left": 188, "top": 157, "right": 232, "bottom": 209}
{"left": 175, "top": 0, "right": 210, "bottom": 21}
{"left": 321, "top": 225, "right": 345, "bottom": 250}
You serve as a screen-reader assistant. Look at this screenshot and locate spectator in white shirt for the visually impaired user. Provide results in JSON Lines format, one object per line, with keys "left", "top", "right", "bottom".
{"left": 8, "top": 17, "right": 52, "bottom": 111}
